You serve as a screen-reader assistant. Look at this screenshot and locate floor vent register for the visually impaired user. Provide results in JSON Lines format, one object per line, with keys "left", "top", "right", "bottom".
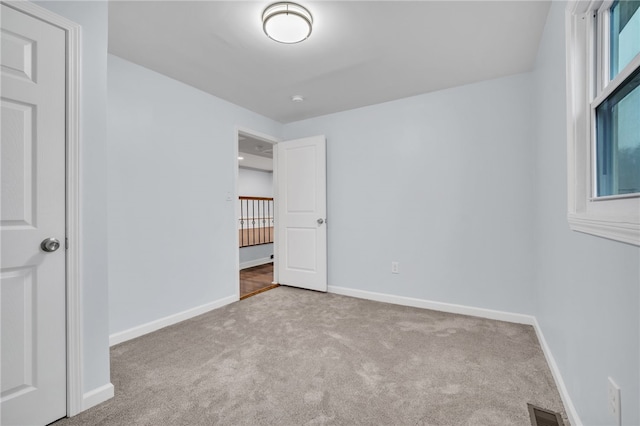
{"left": 527, "top": 403, "right": 565, "bottom": 426}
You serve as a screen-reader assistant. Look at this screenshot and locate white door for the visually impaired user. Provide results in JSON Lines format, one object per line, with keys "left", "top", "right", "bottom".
{"left": 277, "top": 136, "right": 327, "bottom": 292}
{"left": 1, "top": 4, "right": 67, "bottom": 425}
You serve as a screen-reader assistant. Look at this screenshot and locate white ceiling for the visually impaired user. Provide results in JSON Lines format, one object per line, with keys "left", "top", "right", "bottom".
{"left": 108, "top": 1, "right": 551, "bottom": 124}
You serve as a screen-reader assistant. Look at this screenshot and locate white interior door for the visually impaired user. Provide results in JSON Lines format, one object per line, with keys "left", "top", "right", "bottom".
{"left": 1, "top": 4, "right": 67, "bottom": 425}
{"left": 276, "top": 135, "right": 327, "bottom": 292}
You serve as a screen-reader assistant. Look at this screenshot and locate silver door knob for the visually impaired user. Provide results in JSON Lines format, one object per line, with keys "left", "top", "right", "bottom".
{"left": 41, "top": 238, "right": 61, "bottom": 253}
{"left": 317, "top": 218, "right": 324, "bottom": 224}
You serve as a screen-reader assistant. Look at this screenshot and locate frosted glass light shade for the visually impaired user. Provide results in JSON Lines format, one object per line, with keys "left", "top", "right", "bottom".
{"left": 262, "top": 2, "right": 313, "bottom": 44}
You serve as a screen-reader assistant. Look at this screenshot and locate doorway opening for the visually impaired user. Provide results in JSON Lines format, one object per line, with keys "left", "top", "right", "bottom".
{"left": 237, "top": 130, "right": 278, "bottom": 299}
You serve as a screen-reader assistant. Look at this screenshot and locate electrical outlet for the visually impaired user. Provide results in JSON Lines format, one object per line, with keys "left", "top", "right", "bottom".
{"left": 391, "top": 261, "right": 399, "bottom": 274}
{"left": 608, "top": 377, "right": 621, "bottom": 426}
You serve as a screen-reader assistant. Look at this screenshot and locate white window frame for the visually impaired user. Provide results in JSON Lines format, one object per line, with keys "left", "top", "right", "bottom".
{"left": 566, "top": 0, "right": 640, "bottom": 246}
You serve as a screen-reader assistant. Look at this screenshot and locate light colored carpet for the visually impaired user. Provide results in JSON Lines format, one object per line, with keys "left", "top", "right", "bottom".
{"left": 54, "top": 287, "right": 568, "bottom": 425}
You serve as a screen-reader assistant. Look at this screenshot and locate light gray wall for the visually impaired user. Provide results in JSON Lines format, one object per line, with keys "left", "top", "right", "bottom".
{"left": 532, "top": 3, "right": 640, "bottom": 425}
{"left": 284, "top": 74, "right": 536, "bottom": 315}
{"left": 34, "top": 0, "right": 111, "bottom": 394}
{"left": 107, "top": 55, "right": 282, "bottom": 335}
{"left": 238, "top": 168, "right": 273, "bottom": 198}
{"left": 239, "top": 245, "right": 273, "bottom": 267}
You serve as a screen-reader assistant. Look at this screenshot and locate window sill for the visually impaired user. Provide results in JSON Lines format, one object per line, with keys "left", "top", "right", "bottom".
{"left": 568, "top": 213, "right": 640, "bottom": 246}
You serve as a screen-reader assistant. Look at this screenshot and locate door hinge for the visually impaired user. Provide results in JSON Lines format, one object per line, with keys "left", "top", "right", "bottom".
{"left": 65, "top": 237, "right": 69, "bottom": 250}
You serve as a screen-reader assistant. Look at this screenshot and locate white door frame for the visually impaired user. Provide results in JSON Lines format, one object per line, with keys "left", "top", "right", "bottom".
{"left": 234, "top": 127, "right": 279, "bottom": 299}
{"left": 2, "top": 0, "right": 83, "bottom": 416}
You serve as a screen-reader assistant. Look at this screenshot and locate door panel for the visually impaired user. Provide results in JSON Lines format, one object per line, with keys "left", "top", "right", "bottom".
{"left": 1, "top": 99, "right": 35, "bottom": 227}
{"left": 1, "top": 267, "right": 36, "bottom": 396}
{"left": 0, "top": 28, "right": 35, "bottom": 82}
{"left": 285, "top": 146, "right": 316, "bottom": 212}
{"left": 277, "top": 136, "right": 327, "bottom": 292}
{"left": 1, "top": 4, "right": 67, "bottom": 425}
{"left": 285, "top": 228, "right": 317, "bottom": 271}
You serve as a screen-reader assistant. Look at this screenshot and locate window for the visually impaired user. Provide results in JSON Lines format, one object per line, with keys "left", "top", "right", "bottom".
{"left": 595, "top": 68, "right": 640, "bottom": 197}
{"left": 566, "top": 0, "right": 640, "bottom": 246}
{"left": 595, "top": 1, "right": 640, "bottom": 198}
{"left": 610, "top": 0, "right": 640, "bottom": 78}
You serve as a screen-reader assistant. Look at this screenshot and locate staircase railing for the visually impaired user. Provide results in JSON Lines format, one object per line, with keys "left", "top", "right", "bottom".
{"left": 238, "top": 196, "right": 274, "bottom": 247}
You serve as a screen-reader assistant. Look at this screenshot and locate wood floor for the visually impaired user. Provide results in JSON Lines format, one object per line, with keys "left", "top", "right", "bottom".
{"left": 240, "top": 263, "right": 277, "bottom": 300}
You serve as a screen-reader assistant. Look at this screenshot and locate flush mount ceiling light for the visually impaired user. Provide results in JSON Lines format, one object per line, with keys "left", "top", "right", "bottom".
{"left": 291, "top": 95, "right": 305, "bottom": 102}
{"left": 262, "top": 2, "right": 313, "bottom": 44}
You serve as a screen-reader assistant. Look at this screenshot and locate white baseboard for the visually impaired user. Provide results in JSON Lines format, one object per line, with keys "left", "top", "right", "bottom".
{"left": 328, "top": 285, "right": 582, "bottom": 425}
{"left": 327, "top": 286, "right": 535, "bottom": 325}
{"left": 109, "top": 295, "right": 236, "bottom": 346}
{"left": 82, "top": 383, "right": 114, "bottom": 411}
{"left": 532, "top": 318, "right": 583, "bottom": 426}
{"left": 240, "top": 257, "right": 273, "bottom": 270}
